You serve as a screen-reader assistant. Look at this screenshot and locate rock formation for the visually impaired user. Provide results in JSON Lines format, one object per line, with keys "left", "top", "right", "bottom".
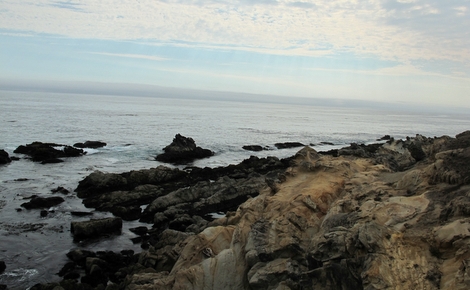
{"left": 122, "top": 131, "right": 470, "bottom": 290}
{"left": 14, "top": 142, "right": 85, "bottom": 163}
{"left": 156, "top": 134, "right": 214, "bottom": 164}
{"left": 0, "top": 149, "right": 11, "bottom": 164}
{"left": 33, "top": 131, "right": 470, "bottom": 290}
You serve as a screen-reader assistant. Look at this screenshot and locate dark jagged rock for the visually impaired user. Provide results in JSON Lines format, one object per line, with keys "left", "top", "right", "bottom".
{"left": 156, "top": 134, "right": 214, "bottom": 164}
{"left": 71, "top": 211, "right": 94, "bottom": 217}
{"left": 242, "top": 145, "right": 264, "bottom": 151}
{"left": 377, "top": 135, "right": 391, "bottom": 141}
{"left": 75, "top": 166, "right": 186, "bottom": 198}
{"left": 13, "top": 142, "right": 85, "bottom": 163}
{"left": 21, "top": 196, "right": 65, "bottom": 209}
{"left": 71, "top": 217, "right": 122, "bottom": 241}
{"left": 73, "top": 141, "right": 107, "bottom": 149}
{"left": 0, "top": 261, "right": 5, "bottom": 274}
{"left": 0, "top": 149, "right": 11, "bottom": 164}
{"left": 274, "top": 142, "right": 304, "bottom": 149}
{"left": 51, "top": 186, "right": 70, "bottom": 194}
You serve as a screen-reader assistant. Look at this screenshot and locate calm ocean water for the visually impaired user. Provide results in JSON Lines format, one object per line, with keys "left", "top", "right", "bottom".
{"left": 1, "top": 90, "right": 470, "bottom": 288}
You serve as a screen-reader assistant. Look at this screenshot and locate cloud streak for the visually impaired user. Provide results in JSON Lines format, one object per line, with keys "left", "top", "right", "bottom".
{"left": 87, "top": 52, "right": 170, "bottom": 61}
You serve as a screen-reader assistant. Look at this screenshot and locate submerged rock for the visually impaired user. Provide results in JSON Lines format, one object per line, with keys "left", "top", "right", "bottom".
{"left": 242, "top": 145, "right": 264, "bottom": 151}
{"left": 156, "top": 134, "right": 214, "bottom": 164}
{"left": 21, "top": 196, "right": 65, "bottom": 209}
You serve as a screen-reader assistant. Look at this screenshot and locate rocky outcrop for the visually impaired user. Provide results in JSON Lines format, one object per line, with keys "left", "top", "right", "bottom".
{"left": 119, "top": 132, "right": 470, "bottom": 290}
{"left": 21, "top": 196, "right": 65, "bottom": 209}
{"left": 14, "top": 142, "right": 85, "bottom": 163}
{"left": 0, "top": 149, "right": 11, "bottom": 164}
{"left": 156, "top": 134, "right": 214, "bottom": 164}
{"left": 73, "top": 141, "right": 107, "bottom": 149}
{"left": 74, "top": 157, "right": 289, "bottom": 222}
{"left": 71, "top": 217, "right": 122, "bottom": 241}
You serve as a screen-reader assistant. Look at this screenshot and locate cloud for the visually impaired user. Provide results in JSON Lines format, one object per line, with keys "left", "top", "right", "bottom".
{"left": 0, "top": 0, "right": 468, "bottom": 68}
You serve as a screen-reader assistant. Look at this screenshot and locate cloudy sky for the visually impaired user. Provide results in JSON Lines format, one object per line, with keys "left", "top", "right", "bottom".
{"left": 0, "top": 0, "right": 469, "bottom": 107}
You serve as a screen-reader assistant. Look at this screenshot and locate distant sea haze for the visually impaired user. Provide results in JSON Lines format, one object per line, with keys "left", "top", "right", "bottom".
{"left": 0, "top": 79, "right": 466, "bottom": 114}
{"left": 0, "top": 90, "right": 470, "bottom": 288}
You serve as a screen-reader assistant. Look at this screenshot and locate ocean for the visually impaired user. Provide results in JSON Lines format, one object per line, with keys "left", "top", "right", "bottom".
{"left": 1, "top": 90, "right": 469, "bottom": 289}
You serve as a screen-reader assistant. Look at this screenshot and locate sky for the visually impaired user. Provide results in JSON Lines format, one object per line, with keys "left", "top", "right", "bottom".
{"left": 0, "top": 0, "right": 469, "bottom": 108}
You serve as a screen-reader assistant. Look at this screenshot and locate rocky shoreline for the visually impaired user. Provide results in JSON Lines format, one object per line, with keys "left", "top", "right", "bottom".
{"left": 2, "top": 131, "right": 470, "bottom": 289}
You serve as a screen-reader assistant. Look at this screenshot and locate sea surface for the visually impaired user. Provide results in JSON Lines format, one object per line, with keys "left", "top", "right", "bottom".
{"left": 1, "top": 90, "right": 469, "bottom": 289}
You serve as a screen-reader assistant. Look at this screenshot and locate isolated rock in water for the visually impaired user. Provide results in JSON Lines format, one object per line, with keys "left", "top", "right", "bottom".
{"left": 242, "top": 145, "right": 264, "bottom": 152}
{"left": 0, "top": 260, "right": 5, "bottom": 274}
{"left": 274, "top": 142, "right": 304, "bottom": 149}
{"left": 71, "top": 217, "right": 122, "bottom": 241}
{"left": 13, "top": 142, "right": 85, "bottom": 163}
{"left": 0, "top": 150, "right": 11, "bottom": 164}
{"left": 156, "top": 134, "right": 214, "bottom": 164}
{"left": 73, "top": 141, "right": 107, "bottom": 148}
{"left": 21, "top": 196, "right": 65, "bottom": 209}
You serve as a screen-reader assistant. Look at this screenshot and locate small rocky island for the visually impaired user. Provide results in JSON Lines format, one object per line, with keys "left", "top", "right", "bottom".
{"left": 21, "top": 131, "right": 470, "bottom": 289}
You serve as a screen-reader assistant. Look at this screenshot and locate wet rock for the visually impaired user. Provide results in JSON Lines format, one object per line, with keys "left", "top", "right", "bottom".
{"left": 66, "top": 249, "right": 96, "bottom": 266}
{"left": 71, "top": 217, "right": 122, "bottom": 241}
{"left": 110, "top": 205, "right": 142, "bottom": 221}
{"left": 70, "top": 211, "right": 94, "bottom": 217}
{"left": 0, "top": 149, "right": 11, "bottom": 164}
{"left": 0, "top": 260, "right": 5, "bottom": 274}
{"left": 274, "top": 142, "right": 304, "bottom": 149}
{"left": 242, "top": 145, "right": 264, "bottom": 151}
{"left": 75, "top": 166, "right": 186, "bottom": 198}
{"left": 51, "top": 186, "right": 70, "bottom": 194}
{"left": 377, "top": 135, "right": 391, "bottom": 141}
{"left": 73, "top": 141, "right": 107, "bottom": 149}
{"left": 21, "top": 196, "right": 65, "bottom": 209}
{"left": 156, "top": 134, "right": 214, "bottom": 164}
{"left": 13, "top": 142, "right": 85, "bottom": 163}
{"left": 129, "top": 226, "right": 149, "bottom": 236}
{"left": 320, "top": 141, "right": 335, "bottom": 145}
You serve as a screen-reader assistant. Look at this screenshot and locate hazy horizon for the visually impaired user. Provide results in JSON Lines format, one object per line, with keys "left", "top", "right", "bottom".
{"left": 1, "top": 78, "right": 469, "bottom": 115}
{"left": 1, "top": 1, "right": 469, "bottom": 109}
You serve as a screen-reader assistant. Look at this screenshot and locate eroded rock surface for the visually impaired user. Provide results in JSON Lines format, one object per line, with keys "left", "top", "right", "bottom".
{"left": 120, "top": 132, "right": 470, "bottom": 290}
{"left": 32, "top": 132, "right": 470, "bottom": 290}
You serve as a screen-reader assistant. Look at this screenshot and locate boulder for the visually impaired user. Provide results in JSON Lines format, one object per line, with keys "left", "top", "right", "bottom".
{"left": 13, "top": 142, "right": 85, "bottom": 163}
{"left": 274, "top": 142, "right": 304, "bottom": 149}
{"left": 21, "top": 196, "right": 65, "bottom": 209}
{"left": 71, "top": 217, "right": 122, "bottom": 241}
{"left": 0, "top": 261, "right": 5, "bottom": 274}
{"left": 73, "top": 141, "right": 107, "bottom": 148}
{"left": 0, "top": 150, "right": 11, "bottom": 164}
{"left": 242, "top": 145, "right": 264, "bottom": 152}
{"left": 156, "top": 134, "right": 214, "bottom": 164}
